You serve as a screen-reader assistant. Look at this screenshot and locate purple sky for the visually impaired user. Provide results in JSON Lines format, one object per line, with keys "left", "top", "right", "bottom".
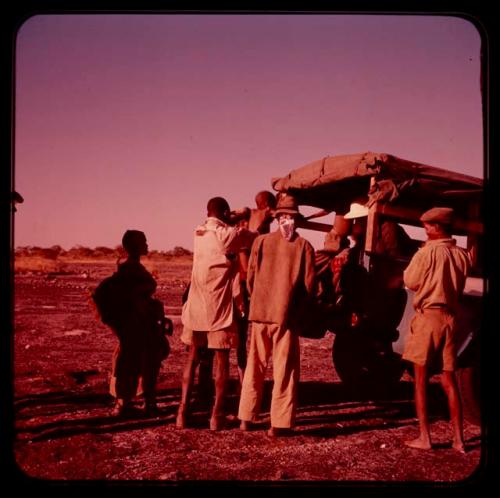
{"left": 15, "top": 14, "right": 483, "bottom": 251}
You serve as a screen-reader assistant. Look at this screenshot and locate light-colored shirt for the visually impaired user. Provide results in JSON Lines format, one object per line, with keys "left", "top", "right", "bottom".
{"left": 182, "top": 217, "right": 255, "bottom": 331}
{"left": 403, "top": 237, "right": 470, "bottom": 314}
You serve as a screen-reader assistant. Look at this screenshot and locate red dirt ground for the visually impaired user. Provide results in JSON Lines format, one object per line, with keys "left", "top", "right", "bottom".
{"left": 12, "top": 258, "right": 483, "bottom": 486}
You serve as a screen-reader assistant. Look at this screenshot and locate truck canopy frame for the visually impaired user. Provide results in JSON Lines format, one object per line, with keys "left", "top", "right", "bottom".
{"left": 272, "top": 151, "right": 483, "bottom": 234}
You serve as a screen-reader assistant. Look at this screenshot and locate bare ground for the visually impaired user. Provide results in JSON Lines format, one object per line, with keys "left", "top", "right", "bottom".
{"left": 12, "top": 259, "right": 483, "bottom": 486}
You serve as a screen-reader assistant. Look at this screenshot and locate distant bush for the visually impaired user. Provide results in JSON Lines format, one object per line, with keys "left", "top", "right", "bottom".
{"left": 66, "top": 245, "right": 94, "bottom": 259}
{"left": 94, "top": 246, "right": 116, "bottom": 255}
{"left": 92, "top": 246, "right": 120, "bottom": 258}
{"left": 49, "top": 245, "right": 65, "bottom": 257}
{"left": 40, "top": 247, "right": 60, "bottom": 260}
{"left": 15, "top": 244, "right": 192, "bottom": 260}
{"left": 15, "top": 246, "right": 61, "bottom": 259}
{"left": 167, "top": 246, "right": 193, "bottom": 257}
{"left": 15, "top": 246, "right": 30, "bottom": 257}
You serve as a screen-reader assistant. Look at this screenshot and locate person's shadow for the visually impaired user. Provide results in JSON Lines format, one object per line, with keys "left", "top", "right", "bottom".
{"left": 14, "top": 386, "right": 181, "bottom": 443}
{"left": 15, "top": 377, "right": 481, "bottom": 450}
{"left": 224, "top": 377, "right": 471, "bottom": 441}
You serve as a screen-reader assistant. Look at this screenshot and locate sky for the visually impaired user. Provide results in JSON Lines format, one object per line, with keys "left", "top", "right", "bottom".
{"left": 14, "top": 14, "right": 484, "bottom": 251}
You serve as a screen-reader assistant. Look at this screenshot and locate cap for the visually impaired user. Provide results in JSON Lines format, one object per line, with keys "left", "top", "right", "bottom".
{"left": 419, "top": 207, "right": 454, "bottom": 225}
{"left": 343, "top": 202, "right": 369, "bottom": 219}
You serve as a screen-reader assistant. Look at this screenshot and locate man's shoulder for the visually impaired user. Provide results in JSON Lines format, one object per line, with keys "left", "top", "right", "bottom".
{"left": 425, "top": 238, "right": 462, "bottom": 253}
{"left": 255, "top": 231, "right": 274, "bottom": 244}
{"left": 251, "top": 230, "right": 279, "bottom": 249}
{"left": 118, "top": 260, "right": 146, "bottom": 274}
{"left": 295, "top": 233, "right": 314, "bottom": 249}
{"left": 198, "top": 217, "right": 238, "bottom": 238}
{"left": 118, "top": 261, "right": 155, "bottom": 284}
{"left": 420, "top": 239, "right": 469, "bottom": 259}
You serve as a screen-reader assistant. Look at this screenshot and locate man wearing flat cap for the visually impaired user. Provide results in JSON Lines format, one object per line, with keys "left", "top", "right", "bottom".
{"left": 238, "top": 193, "right": 316, "bottom": 436}
{"left": 402, "top": 206, "right": 470, "bottom": 452}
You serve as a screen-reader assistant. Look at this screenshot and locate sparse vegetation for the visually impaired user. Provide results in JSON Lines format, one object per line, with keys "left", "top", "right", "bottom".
{"left": 14, "top": 245, "right": 193, "bottom": 273}
{"left": 14, "top": 256, "right": 64, "bottom": 274}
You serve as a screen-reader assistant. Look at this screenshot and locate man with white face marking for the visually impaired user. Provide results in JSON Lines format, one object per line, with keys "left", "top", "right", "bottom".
{"left": 238, "top": 194, "right": 316, "bottom": 436}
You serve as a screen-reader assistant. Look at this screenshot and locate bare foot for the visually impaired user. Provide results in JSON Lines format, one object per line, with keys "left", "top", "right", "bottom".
{"left": 452, "top": 441, "right": 466, "bottom": 454}
{"left": 404, "top": 438, "right": 432, "bottom": 450}
{"left": 209, "top": 415, "right": 226, "bottom": 431}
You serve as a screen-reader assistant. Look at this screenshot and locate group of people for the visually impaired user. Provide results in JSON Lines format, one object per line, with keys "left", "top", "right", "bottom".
{"left": 94, "top": 191, "right": 471, "bottom": 452}
{"left": 177, "top": 192, "right": 315, "bottom": 435}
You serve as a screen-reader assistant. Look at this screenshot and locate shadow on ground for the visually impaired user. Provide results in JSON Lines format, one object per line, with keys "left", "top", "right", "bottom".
{"left": 15, "top": 379, "right": 453, "bottom": 443}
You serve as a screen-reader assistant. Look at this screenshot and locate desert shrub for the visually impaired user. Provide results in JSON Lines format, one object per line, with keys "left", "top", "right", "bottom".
{"left": 40, "top": 247, "right": 61, "bottom": 260}
{"left": 15, "top": 244, "right": 192, "bottom": 262}
{"left": 29, "top": 246, "right": 43, "bottom": 257}
{"left": 50, "top": 245, "right": 65, "bottom": 256}
{"left": 168, "top": 246, "right": 193, "bottom": 257}
{"left": 92, "top": 246, "right": 118, "bottom": 258}
{"left": 94, "top": 246, "right": 115, "bottom": 255}
{"left": 16, "top": 246, "right": 54, "bottom": 258}
{"left": 66, "top": 245, "right": 94, "bottom": 259}
{"left": 15, "top": 246, "right": 30, "bottom": 257}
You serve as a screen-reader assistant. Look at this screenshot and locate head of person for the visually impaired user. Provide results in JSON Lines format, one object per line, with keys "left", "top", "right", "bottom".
{"left": 207, "top": 196, "right": 231, "bottom": 223}
{"left": 255, "top": 190, "right": 277, "bottom": 210}
{"left": 122, "top": 230, "right": 148, "bottom": 257}
{"left": 11, "top": 190, "right": 24, "bottom": 213}
{"left": 274, "top": 194, "right": 300, "bottom": 241}
{"left": 343, "top": 198, "right": 369, "bottom": 244}
{"left": 420, "top": 207, "right": 454, "bottom": 239}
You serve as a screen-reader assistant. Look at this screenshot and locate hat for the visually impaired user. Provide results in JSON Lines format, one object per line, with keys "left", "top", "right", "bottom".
{"left": 11, "top": 191, "right": 24, "bottom": 204}
{"left": 420, "top": 207, "right": 454, "bottom": 225}
{"left": 274, "top": 194, "right": 300, "bottom": 216}
{"left": 343, "top": 202, "right": 369, "bottom": 219}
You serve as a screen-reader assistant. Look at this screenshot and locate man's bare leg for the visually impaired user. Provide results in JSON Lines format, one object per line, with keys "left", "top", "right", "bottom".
{"left": 210, "top": 349, "right": 229, "bottom": 430}
{"left": 405, "top": 363, "right": 432, "bottom": 450}
{"left": 236, "top": 318, "right": 248, "bottom": 387}
{"left": 176, "top": 344, "right": 200, "bottom": 429}
{"left": 197, "top": 347, "right": 214, "bottom": 406}
{"left": 441, "top": 371, "right": 466, "bottom": 453}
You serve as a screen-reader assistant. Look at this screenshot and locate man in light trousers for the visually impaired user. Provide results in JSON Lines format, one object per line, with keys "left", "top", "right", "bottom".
{"left": 238, "top": 194, "right": 316, "bottom": 436}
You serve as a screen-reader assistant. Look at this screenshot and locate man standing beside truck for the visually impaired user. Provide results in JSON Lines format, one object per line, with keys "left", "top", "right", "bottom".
{"left": 402, "top": 207, "right": 470, "bottom": 453}
{"left": 238, "top": 194, "right": 316, "bottom": 436}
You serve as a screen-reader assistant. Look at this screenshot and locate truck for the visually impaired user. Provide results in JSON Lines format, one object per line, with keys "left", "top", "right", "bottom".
{"left": 271, "top": 151, "right": 483, "bottom": 425}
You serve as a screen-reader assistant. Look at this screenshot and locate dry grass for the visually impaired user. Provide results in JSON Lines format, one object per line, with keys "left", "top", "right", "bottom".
{"left": 14, "top": 254, "right": 193, "bottom": 274}
{"left": 14, "top": 256, "right": 66, "bottom": 274}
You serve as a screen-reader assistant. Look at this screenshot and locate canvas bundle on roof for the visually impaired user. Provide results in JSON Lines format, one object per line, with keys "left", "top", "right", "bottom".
{"left": 271, "top": 151, "right": 483, "bottom": 223}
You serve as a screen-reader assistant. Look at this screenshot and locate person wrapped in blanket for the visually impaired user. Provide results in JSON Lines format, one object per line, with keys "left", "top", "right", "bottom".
{"left": 94, "top": 230, "right": 172, "bottom": 418}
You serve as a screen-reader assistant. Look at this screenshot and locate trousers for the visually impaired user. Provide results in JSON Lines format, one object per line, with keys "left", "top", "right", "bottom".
{"left": 238, "top": 321, "right": 300, "bottom": 428}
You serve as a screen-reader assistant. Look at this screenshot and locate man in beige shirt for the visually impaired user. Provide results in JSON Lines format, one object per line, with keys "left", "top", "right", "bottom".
{"left": 176, "top": 197, "right": 256, "bottom": 431}
{"left": 238, "top": 194, "right": 316, "bottom": 436}
{"left": 402, "top": 207, "right": 470, "bottom": 452}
